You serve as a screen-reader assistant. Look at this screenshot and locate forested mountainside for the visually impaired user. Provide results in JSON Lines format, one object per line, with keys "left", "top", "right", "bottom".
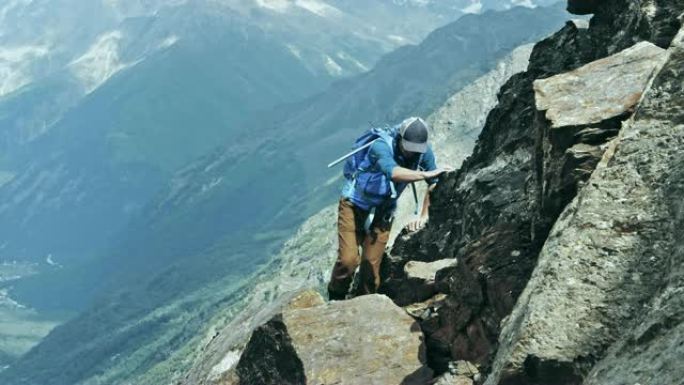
{"left": 222, "top": 1, "right": 684, "bottom": 384}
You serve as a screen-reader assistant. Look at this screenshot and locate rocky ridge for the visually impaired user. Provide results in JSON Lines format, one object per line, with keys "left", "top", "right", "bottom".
{"left": 227, "top": 1, "right": 684, "bottom": 384}
{"left": 386, "top": 0, "right": 684, "bottom": 377}
{"left": 488, "top": 19, "right": 684, "bottom": 385}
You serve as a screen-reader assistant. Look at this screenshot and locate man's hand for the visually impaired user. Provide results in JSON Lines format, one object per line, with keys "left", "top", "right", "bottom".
{"left": 422, "top": 166, "right": 455, "bottom": 180}
{"left": 406, "top": 215, "right": 428, "bottom": 233}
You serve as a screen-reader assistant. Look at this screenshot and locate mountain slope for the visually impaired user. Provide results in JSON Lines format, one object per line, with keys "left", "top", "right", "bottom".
{"left": 226, "top": 1, "right": 684, "bottom": 384}
{"left": 0, "top": 5, "right": 571, "bottom": 385}
{"left": 180, "top": 42, "right": 536, "bottom": 385}
{"left": 0, "top": 0, "right": 481, "bottom": 270}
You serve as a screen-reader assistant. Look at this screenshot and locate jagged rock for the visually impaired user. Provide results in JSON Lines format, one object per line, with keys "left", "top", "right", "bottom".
{"left": 390, "top": 22, "right": 589, "bottom": 370}
{"left": 388, "top": 0, "right": 684, "bottom": 376}
{"left": 578, "top": 22, "right": 684, "bottom": 385}
{"left": 448, "top": 360, "right": 479, "bottom": 377}
{"left": 217, "top": 370, "right": 239, "bottom": 385}
{"left": 382, "top": 259, "right": 457, "bottom": 307}
{"left": 405, "top": 259, "right": 458, "bottom": 282}
{"left": 486, "top": 24, "right": 684, "bottom": 385}
{"left": 588, "top": 0, "right": 684, "bottom": 51}
{"left": 536, "top": 41, "right": 666, "bottom": 236}
{"left": 389, "top": 44, "right": 536, "bottom": 247}
{"left": 534, "top": 41, "right": 666, "bottom": 128}
{"left": 435, "top": 373, "right": 474, "bottom": 385}
{"left": 404, "top": 293, "right": 448, "bottom": 320}
{"left": 235, "top": 294, "right": 433, "bottom": 385}
{"left": 286, "top": 289, "right": 325, "bottom": 310}
{"left": 570, "top": 19, "right": 589, "bottom": 29}
{"left": 207, "top": 293, "right": 325, "bottom": 385}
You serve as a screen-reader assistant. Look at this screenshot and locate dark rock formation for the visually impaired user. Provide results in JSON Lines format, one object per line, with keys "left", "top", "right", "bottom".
{"left": 382, "top": 259, "right": 457, "bottom": 306}
{"left": 384, "top": 0, "right": 684, "bottom": 376}
{"left": 533, "top": 40, "right": 666, "bottom": 237}
{"left": 567, "top": 0, "right": 598, "bottom": 15}
{"left": 235, "top": 315, "right": 306, "bottom": 385}
{"left": 488, "top": 23, "right": 684, "bottom": 385}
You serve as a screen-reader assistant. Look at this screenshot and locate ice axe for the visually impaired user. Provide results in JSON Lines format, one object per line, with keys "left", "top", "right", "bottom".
{"left": 326, "top": 138, "right": 380, "bottom": 168}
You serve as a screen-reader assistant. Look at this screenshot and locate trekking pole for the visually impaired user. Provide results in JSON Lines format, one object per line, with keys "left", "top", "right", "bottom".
{"left": 327, "top": 139, "right": 379, "bottom": 168}
{"left": 411, "top": 182, "right": 419, "bottom": 215}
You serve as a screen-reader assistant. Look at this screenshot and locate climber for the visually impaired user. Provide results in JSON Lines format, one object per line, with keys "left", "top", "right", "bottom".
{"left": 326, "top": 117, "right": 454, "bottom": 300}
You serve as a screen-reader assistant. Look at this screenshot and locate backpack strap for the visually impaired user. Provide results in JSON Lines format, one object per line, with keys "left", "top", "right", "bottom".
{"left": 376, "top": 130, "right": 398, "bottom": 199}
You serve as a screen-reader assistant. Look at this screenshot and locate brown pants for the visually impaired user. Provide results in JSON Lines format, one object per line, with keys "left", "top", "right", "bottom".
{"left": 327, "top": 198, "right": 393, "bottom": 300}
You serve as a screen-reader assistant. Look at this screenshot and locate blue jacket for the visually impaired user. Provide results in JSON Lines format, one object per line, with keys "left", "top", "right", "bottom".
{"left": 341, "top": 136, "right": 438, "bottom": 211}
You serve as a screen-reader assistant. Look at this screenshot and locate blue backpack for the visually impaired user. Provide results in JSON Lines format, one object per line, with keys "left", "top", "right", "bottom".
{"left": 340, "top": 126, "right": 399, "bottom": 208}
{"left": 328, "top": 125, "right": 422, "bottom": 215}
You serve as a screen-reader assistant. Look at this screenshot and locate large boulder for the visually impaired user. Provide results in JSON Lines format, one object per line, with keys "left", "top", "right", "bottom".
{"left": 234, "top": 294, "right": 433, "bottom": 385}
{"left": 486, "top": 24, "right": 684, "bottom": 385}
{"left": 534, "top": 40, "right": 667, "bottom": 243}
{"left": 534, "top": 41, "right": 665, "bottom": 129}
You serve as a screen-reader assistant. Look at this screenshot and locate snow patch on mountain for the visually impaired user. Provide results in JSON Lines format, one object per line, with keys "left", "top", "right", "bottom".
{"left": 45, "top": 254, "right": 62, "bottom": 268}
{"left": 387, "top": 34, "right": 409, "bottom": 44}
{"left": 0, "top": 45, "right": 49, "bottom": 96}
{"left": 159, "top": 35, "right": 179, "bottom": 49}
{"left": 336, "top": 51, "right": 368, "bottom": 71}
{"left": 287, "top": 44, "right": 303, "bottom": 60}
{"left": 323, "top": 54, "right": 343, "bottom": 76}
{"left": 69, "top": 31, "right": 130, "bottom": 93}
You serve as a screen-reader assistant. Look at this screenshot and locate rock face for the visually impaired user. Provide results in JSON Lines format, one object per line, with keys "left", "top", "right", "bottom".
{"left": 234, "top": 294, "right": 433, "bottom": 385}
{"left": 533, "top": 41, "right": 665, "bottom": 128}
{"left": 487, "top": 23, "right": 684, "bottom": 385}
{"left": 386, "top": 0, "right": 684, "bottom": 376}
{"left": 566, "top": 0, "right": 597, "bottom": 15}
{"left": 382, "top": 259, "right": 458, "bottom": 306}
{"left": 390, "top": 43, "right": 536, "bottom": 246}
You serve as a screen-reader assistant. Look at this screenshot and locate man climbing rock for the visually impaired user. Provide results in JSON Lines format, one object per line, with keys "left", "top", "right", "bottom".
{"left": 327, "top": 117, "right": 453, "bottom": 300}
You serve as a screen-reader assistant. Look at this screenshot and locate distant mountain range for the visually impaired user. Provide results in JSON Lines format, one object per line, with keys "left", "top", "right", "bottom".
{"left": 0, "top": 0, "right": 452, "bottom": 269}
{"left": 0, "top": 0, "right": 556, "bottom": 270}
